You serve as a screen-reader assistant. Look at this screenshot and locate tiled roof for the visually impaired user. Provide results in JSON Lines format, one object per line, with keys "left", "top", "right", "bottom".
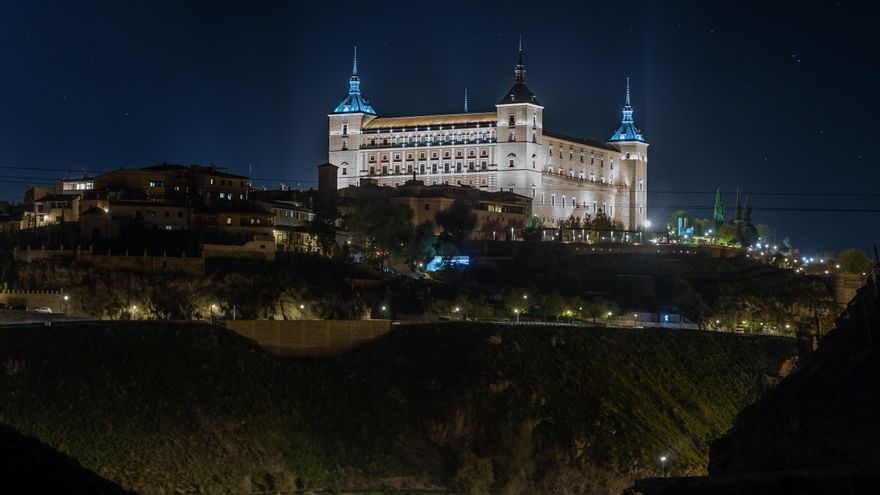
{"left": 363, "top": 112, "right": 496, "bottom": 130}
{"left": 542, "top": 131, "right": 618, "bottom": 152}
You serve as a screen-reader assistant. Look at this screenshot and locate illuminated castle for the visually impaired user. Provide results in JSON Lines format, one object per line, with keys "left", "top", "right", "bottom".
{"left": 327, "top": 44, "right": 648, "bottom": 229}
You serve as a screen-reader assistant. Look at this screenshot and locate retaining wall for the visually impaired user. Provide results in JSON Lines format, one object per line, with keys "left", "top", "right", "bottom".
{"left": 0, "top": 290, "right": 63, "bottom": 313}
{"left": 225, "top": 319, "right": 393, "bottom": 357}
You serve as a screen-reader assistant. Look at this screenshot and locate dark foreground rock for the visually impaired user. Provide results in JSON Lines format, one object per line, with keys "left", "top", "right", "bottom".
{"left": 629, "top": 268, "right": 880, "bottom": 494}
{"left": 0, "top": 423, "right": 134, "bottom": 494}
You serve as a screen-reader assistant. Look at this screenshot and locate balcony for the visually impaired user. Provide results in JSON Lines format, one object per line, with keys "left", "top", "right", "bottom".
{"left": 541, "top": 169, "right": 629, "bottom": 190}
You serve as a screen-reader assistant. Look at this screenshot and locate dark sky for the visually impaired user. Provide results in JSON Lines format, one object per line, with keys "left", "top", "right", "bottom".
{"left": 1, "top": 0, "right": 878, "bottom": 254}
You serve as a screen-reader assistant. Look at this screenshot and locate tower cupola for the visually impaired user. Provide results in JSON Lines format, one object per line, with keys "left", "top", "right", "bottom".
{"left": 333, "top": 47, "right": 377, "bottom": 115}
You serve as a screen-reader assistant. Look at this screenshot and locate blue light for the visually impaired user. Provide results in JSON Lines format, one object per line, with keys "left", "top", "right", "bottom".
{"left": 425, "top": 255, "right": 470, "bottom": 272}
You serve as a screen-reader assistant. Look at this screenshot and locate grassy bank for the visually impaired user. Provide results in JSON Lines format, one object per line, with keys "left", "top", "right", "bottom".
{"left": 0, "top": 321, "right": 795, "bottom": 494}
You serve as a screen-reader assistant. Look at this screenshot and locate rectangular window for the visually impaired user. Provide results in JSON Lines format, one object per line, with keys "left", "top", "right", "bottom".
{"left": 508, "top": 114, "right": 515, "bottom": 125}
{"left": 148, "top": 181, "right": 165, "bottom": 188}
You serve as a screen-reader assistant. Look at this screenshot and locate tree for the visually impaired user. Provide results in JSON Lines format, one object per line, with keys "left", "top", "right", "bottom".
{"left": 838, "top": 248, "right": 872, "bottom": 274}
{"left": 522, "top": 216, "right": 544, "bottom": 241}
{"left": 306, "top": 214, "right": 337, "bottom": 255}
{"left": 692, "top": 218, "right": 713, "bottom": 237}
{"left": 435, "top": 200, "right": 477, "bottom": 246}
{"left": 581, "top": 297, "right": 619, "bottom": 324}
{"left": 717, "top": 222, "right": 739, "bottom": 245}
{"left": 734, "top": 189, "right": 742, "bottom": 221}
{"left": 346, "top": 201, "right": 414, "bottom": 267}
{"left": 535, "top": 292, "right": 567, "bottom": 321}
{"left": 713, "top": 187, "right": 725, "bottom": 229}
{"left": 743, "top": 193, "right": 753, "bottom": 224}
{"left": 410, "top": 220, "right": 438, "bottom": 263}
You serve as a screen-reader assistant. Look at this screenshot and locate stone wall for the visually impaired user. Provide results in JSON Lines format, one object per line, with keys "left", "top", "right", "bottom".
{"left": 0, "top": 290, "right": 64, "bottom": 313}
{"left": 12, "top": 246, "right": 205, "bottom": 276}
{"left": 225, "top": 319, "right": 392, "bottom": 357}
{"left": 829, "top": 273, "right": 865, "bottom": 306}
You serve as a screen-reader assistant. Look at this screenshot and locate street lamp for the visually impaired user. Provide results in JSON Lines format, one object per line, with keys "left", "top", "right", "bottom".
{"left": 381, "top": 305, "right": 388, "bottom": 320}
{"left": 514, "top": 308, "right": 520, "bottom": 323}
{"left": 62, "top": 294, "right": 69, "bottom": 315}
{"left": 299, "top": 303, "right": 305, "bottom": 320}
{"left": 210, "top": 304, "right": 218, "bottom": 323}
{"left": 659, "top": 455, "right": 668, "bottom": 476}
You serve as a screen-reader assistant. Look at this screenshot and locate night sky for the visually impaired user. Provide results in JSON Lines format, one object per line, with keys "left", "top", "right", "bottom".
{"left": 1, "top": 1, "right": 878, "bottom": 254}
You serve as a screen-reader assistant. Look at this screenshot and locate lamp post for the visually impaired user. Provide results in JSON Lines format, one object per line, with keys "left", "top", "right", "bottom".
{"left": 62, "top": 294, "right": 69, "bottom": 315}
{"left": 299, "top": 303, "right": 305, "bottom": 320}
{"left": 514, "top": 308, "right": 520, "bottom": 323}
{"left": 659, "top": 455, "right": 668, "bottom": 476}
{"left": 381, "top": 305, "right": 387, "bottom": 320}
{"left": 210, "top": 304, "right": 217, "bottom": 323}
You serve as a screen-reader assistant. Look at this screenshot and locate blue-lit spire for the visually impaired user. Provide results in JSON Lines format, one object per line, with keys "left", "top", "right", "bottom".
{"left": 352, "top": 46, "right": 357, "bottom": 76}
{"left": 464, "top": 88, "right": 468, "bottom": 113}
{"left": 609, "top": 77, "right": 645, "bottom": 142}
{"left": 332, "top": 46, "right": 377, "bottom": 115}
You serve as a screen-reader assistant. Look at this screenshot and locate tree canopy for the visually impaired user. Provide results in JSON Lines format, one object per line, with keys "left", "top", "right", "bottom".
{"left": 434, "top": 200, "right": 477, "bottom": 247}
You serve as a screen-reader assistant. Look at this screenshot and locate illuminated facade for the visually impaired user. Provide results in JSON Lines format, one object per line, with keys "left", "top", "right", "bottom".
{"left": 328, "top": 45, "right": 649, "bottom": 229}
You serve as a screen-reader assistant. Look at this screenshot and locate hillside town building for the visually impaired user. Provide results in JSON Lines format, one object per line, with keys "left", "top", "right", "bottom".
{"left": 328, "top": 45, "right": 649, "bottom": 229}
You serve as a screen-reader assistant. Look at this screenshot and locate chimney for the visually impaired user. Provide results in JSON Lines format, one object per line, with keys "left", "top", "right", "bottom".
{"left": 316, "top": 163, "right": 338, "bottom": 217}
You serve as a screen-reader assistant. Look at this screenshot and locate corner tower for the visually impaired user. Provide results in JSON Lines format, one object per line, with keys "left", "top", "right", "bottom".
{"left": 328, "top": 47, "right": 377, "bottom": 187}
{"left": 496, "top": 38, "right": 544, "bottom": 196}
{"left": 608, "top": 78, "right": 649, "bottom": 229}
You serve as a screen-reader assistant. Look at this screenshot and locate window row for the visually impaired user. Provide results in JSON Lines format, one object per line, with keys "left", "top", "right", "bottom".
{"left": 368, "top": 148, "right": 490, "bottom": 162}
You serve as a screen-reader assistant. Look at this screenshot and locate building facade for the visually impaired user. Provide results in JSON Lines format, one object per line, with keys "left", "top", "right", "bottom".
{"left": 328, "top": 46, "right": 649, "bottom": 230}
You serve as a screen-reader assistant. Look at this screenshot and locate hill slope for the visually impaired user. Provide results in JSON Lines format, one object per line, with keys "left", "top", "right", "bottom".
{"left": 0, "top": 321, "right": 795, "bottom": 494}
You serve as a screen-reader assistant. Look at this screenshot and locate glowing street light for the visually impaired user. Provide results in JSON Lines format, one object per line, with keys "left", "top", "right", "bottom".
{"left": 659, "top": 455, "right": 668, "bottom": 476}
{"left": 643, "top": 219, "right": 652, "bottom": 229}
{"left": 513, "top": 308, "right": 520, "bottom": 323}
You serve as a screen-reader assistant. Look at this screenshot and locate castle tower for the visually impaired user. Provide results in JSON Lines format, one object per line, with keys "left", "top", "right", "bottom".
{"left": 608, "top": 78, "right": 649, "bottom": 229}
{"left": 495, "top": 38, "right": 544, "bottom": 196}
{"left": 328, "top": 47, "right": 378, "bottom": 187}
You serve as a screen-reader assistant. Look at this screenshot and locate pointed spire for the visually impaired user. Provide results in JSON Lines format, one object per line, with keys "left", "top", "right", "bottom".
{"left": 352, "top": 46, "right": 358, "bottom": 76}
{"left": 514, "top": 35, "right": 525, "bottom": 82}
{"left": 464, "top": 88, "right": 468, "bottom": 113}
{"left": 621, "top": 77, "right": 634, "bottom": 123}
{"left": 333, "top": 46, "right": 376, "bottom": 115}
{"left": 625, "top": 76, "right": 631, "bottom": 106}
{"left": 518, "top": 34, "right": 523, "bottom": 64}
{"left": 609, "top": 77, "right": 645, "bottom": 142}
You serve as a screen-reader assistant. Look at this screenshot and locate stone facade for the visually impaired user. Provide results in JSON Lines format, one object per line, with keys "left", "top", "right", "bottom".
{"left": 328, "top": 46, "right": 649, "bottom": 230}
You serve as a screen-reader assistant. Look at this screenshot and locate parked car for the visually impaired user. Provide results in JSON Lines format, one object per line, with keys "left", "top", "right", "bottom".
{"left": 31, "top": 307, "right": 53, "bottom": 314}
{"left": 9, "top": 304, "right": 27, "bottom": 311}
